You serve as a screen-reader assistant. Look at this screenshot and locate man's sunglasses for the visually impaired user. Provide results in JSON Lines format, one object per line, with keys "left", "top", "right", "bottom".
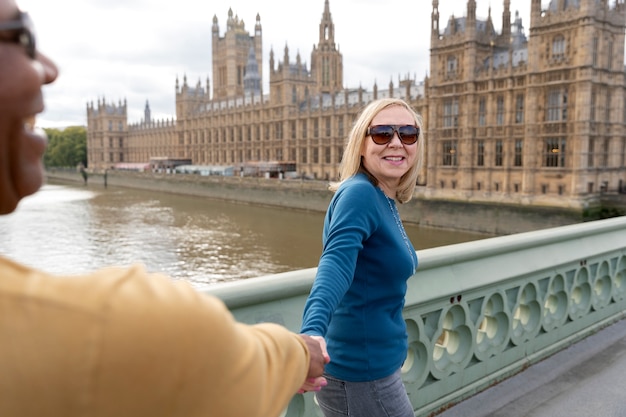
{"left": 0, "top": 11, "right": 36, "bottom": 59}
{"left": 366, "top": 125, "right": 420, "bottom": 145}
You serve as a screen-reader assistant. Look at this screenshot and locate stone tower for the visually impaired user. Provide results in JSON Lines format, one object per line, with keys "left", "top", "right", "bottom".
{"left": 310, "top": 0, "right": 343, "bottom": 95}
{"left": 211, "top": 9, "right": 263, "bottom": 100}
{"left": 85, "top": 98, "right": 128, "bottom": 168}
{"left": 427, "top": 0, "right": 626, "bottom": 205}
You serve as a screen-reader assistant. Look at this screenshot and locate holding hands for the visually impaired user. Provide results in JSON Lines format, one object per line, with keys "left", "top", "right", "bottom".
{"left": 298, "top": 335, "right": 330, "bottom": 394}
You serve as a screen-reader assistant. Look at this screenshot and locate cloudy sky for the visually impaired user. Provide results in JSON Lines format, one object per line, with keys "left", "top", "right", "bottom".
{"left": 19, "top": 0, "right": 534, "bottom": 128}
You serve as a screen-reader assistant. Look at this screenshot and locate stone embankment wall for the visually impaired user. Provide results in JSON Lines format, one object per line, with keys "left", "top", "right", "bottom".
{"left": 45, "top": 169, "right": 585, "bottom": 235}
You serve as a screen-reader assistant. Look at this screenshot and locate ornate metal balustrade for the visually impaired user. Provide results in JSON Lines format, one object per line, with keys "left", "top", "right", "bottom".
{"left": 205, "top": 216, "right": 626, "bottom": 417}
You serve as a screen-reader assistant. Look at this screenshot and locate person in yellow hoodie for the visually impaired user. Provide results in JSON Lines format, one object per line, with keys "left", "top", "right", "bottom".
{"left": 0, "top": 1, "right": 329, "bottom": 416}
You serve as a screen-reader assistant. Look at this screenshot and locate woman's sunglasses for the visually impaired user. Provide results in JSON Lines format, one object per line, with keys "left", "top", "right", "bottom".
{"left": 366, "top": 125, "right": 420, "bottom": 145}
{"left": 0, "top": 11, "right": 36, "bottom": 59}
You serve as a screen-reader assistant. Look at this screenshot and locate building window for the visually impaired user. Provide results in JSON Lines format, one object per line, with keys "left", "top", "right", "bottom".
{"left": 290, "top": 121, "right": 296, "bottom": 139}
{"left": 552, "top": 35, "right": 566, "bottom": 59}
{"left": 447, "top": 55, "right": 457, "bottom": 75}
{"left": 302, "top": 120, "right": 308, "bottom": 139}
{"left": 588, "top": 138, "right": 595, "bottom": 168}
{"left": 514, "top": 139, "right": 523, "bottom": 167}
{"left": 547, "top": 89, "right": 568, "bottom": 122}
{"left": 515, "top": 94, "right": 524, "bottom": 124}
{"left": 591, "top": 91, "right": 597, "bottom": 122}
{"left": 442, "top": 140, "right": 458, "bottom": 166}
{"left": 443, "top": 99, "right": 459, "bottom": 128}
{"left": 495, "top": 140, "right": 503, "bottom": 166}
{"left": 592, "top": 37, "right": 598, "bottom": 67}
{"left": 477, "top": 140, "right": 485, "bottom": 166}
{"left": 496, "top": 96, "right": 504, "bottom": 125}
{"left": 313, "top": 119, "right": 319, "bottom": 138}
{"left": 325, "top": 146, "right": 331, "bottom": 163}
{"left": 601, "top": 138, "right": 610, "bottom": 167}
{"left": 605, "top": 92, "right": 611, "bottom": 123}
{"left": 608, "top": 41, "right": 614, "bottom": 70}
{"left": 338, "top": 116, "right": 344, "bottom": 137}
{"left": 544, "top": 138, "right": 566, "bottom": 167}
{"left": 325, "top": 117, "right": 331, "bottom": 137}
{"left": 478, "top": 98, "right": 486, "bottom": 126}
{"left": 323, "top": 58, "right": 330, "bottom": 87}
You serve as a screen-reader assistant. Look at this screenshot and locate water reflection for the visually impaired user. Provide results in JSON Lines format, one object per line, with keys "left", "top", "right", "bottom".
{"left": 0, "top": 183, "right": 488, "bottom": 289}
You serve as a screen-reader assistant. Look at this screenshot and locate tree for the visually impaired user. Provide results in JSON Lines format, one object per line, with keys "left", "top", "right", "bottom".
{"left": 43, "top": 126, "right": 87, "bottom": 168}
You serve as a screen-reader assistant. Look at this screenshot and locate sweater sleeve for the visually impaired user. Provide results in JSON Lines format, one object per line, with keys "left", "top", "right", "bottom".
{"left": 300, "top": 180, "right": 379, "bottom": 337}
{"left": 92, "top": 265, "right": 310, "bottom": 417}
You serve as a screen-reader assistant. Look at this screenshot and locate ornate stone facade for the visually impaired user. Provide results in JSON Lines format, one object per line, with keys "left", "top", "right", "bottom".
{"left": 87, "top": 0, "right": 626, "bottom": 208}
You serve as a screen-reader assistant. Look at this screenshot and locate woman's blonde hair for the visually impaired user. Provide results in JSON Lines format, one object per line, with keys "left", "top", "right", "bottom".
{"left": 329, "top": 98, "right": 424, "bottom": 203}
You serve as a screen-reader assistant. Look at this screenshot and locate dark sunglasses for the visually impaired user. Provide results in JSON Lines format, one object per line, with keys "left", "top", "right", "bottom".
{"left": 366, "top": 124, "right": 420, "bottom": 145}
{"left": 0, "top": 11, "right": 36, "bottom": 59}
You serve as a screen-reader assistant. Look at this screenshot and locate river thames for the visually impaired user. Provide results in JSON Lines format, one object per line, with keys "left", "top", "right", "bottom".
{"left": 0, "top": 182, "right": 490, "bottom": 289}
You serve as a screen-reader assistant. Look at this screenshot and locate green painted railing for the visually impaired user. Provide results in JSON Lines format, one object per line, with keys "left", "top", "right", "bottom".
{"left": 204, "top": 216, "right": 626, "bottom": 417}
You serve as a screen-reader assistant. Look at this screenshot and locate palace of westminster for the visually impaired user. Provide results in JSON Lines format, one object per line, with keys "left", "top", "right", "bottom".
{"left": 86, "top": 0, "right": 626, "bottom": 209}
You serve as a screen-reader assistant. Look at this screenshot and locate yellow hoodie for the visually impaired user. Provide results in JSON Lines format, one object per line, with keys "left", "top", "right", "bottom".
{"left": 0, "top": 258, "right": 309, "bottom": 417}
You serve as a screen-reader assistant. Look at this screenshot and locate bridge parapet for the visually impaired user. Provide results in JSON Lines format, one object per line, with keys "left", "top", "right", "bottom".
{"left": 204, "top": 216, "right": 626, "bottom": 417}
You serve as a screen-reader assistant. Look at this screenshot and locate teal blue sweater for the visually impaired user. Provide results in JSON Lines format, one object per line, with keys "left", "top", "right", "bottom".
{"left": 301, "top": 173, "right": 418, "bottom": 381}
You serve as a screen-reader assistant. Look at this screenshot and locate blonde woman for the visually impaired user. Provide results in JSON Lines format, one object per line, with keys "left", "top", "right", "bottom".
{"left": 301, "top": 98, "right": 424, "bottom": 416}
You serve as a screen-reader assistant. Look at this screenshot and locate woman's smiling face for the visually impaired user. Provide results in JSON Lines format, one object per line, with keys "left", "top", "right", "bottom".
{"left": 360, "top": 105, "right": 418, "bottom": 198}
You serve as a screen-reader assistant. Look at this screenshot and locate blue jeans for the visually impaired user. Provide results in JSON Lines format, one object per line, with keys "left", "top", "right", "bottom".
{"left": 315, "top": 369, "right": 414, "bottom": 417}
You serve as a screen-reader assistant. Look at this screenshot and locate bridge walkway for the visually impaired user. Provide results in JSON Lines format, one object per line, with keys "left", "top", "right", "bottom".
{"left": 436, "top": 318, "right": 626, "bottom": 417}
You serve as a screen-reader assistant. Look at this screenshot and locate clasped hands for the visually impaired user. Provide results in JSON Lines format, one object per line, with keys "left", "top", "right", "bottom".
{"left": 298, "top": 334, "right": 329, "bottom": 394}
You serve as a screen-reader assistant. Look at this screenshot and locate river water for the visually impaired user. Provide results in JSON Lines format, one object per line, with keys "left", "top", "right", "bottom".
{"left": 0, "top": 182, "right": 489, "bottom": 289}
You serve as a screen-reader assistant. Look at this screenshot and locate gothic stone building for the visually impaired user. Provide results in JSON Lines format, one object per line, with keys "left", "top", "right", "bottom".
{"left": 86, "top": 0, "right": 626, "bottom": 209}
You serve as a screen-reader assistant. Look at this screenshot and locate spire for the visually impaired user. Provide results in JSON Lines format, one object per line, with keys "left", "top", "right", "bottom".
{"left": 144, "top": 100, "right": 151, "bottom": 124}
{"left": 243, "top": 44, "right": 261, "bottom": 96}
{"left": 467, "top": 0, "right": 476, "bottom": 22}
{"left": 319, "top": 0, "right": 335, "bottom": 44}
{"left": 432, "top": 0, "right": 440, "bottom": 36}
{"left": 502, "top": 0, "right": 512, "bottom": 41}
{"left": 254, "top": 12, "right": 261, "bottom": 36}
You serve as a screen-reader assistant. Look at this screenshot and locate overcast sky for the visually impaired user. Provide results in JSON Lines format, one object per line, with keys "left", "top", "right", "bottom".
{"left": 20, "top": 0, "right": 534, "bottom": 128}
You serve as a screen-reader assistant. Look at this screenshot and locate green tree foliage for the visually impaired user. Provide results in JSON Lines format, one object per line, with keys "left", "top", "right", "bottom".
{"left": 43, "top": 126, "right": 87, "bottom": 168}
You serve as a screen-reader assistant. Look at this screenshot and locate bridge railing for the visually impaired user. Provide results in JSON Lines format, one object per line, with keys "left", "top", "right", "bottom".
{"left": 204, "top": 216, "right": 626, "bottom": 417}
